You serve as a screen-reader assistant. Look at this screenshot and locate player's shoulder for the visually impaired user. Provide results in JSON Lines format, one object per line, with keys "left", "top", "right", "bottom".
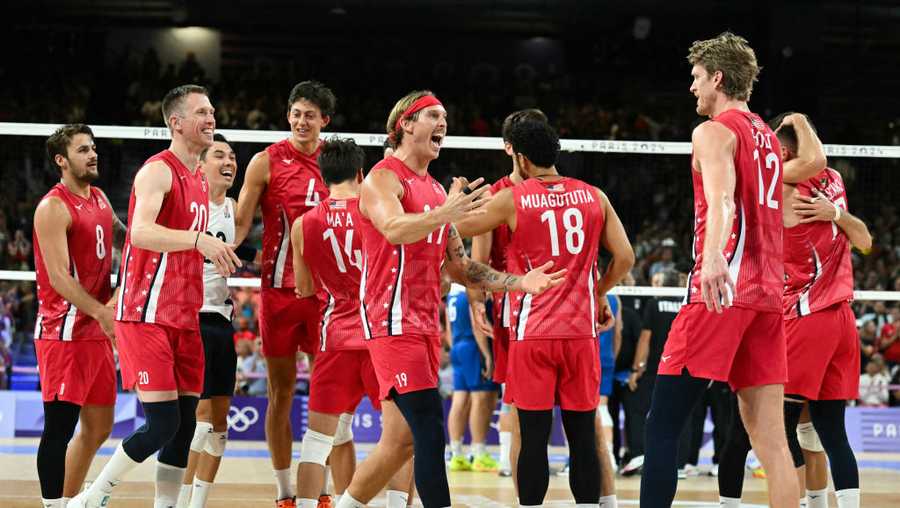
{"left": 691, "top": 119, "right": 733, "bottom": 139}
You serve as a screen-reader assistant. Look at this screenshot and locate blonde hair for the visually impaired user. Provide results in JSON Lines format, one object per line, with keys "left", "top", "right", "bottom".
{"left": 386, "top": 90, "right": 433, "bottom": 148}
{"left": 687, "top": 32, "right": 760, "bottom": 101}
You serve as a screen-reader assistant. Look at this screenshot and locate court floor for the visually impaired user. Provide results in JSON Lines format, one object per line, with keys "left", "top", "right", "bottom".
{"left": 2, "top": 438, "right": 899, "bottom": 507}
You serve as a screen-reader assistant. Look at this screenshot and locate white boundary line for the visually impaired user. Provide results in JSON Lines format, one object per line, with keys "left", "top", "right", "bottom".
{"left": 2, "top": 122, "right": 900, "bottom": 157}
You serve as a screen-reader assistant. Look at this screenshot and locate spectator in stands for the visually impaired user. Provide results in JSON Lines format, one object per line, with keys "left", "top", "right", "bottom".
{"left": 0, "top": 339, "right": 10, "bottom": 389}
{"left": 860, "top": 320, "right": 879, "bottom": 370}
{"left": 6, "top": 229, "right": 31, "bottom": 270}
{"left": 0, "top": 209, "right": 8, "bottom": 268}
{"left": 242, "top": 338, "right": 268, "bottom": 396}
{"left": 649, "top": 238, "right": 677, "bottom": 277}
{"left": 877, "top": 305, "right": 900, "bottom": 366}
{"left": 233, "top": 316, "right": 255, "bottom": 345}
{"left": 858, "top": 356, "right": 891, "bottom": 407}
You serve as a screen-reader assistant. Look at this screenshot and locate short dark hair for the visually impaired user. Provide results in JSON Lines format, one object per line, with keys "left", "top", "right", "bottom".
{"left": 287, "top": 80, "right": 336, "bottom": 118}
{"left": 768, "top": 112, "right": 817, "bottom": 156}
{"left": 200, "top": 133, "right": 229, "bottom": 162}
{"left": 318, "top": 137, "right": 364, "bottom": 186}
{"left": 502, "top": 109, "right": 548, "bottom": 142}
{"left": 660, "top": 269, "right": 682, "bottom": 288}
{"left": 46, "top": 124, "right": 94, "bottom": 171}
{"left": 507, "top": 119, "right": 560, "bottom": 168}
{"left": 161, "top": 84, "right": 208, "bottom": 129}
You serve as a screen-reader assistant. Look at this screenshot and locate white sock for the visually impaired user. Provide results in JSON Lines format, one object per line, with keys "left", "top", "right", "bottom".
{"left": 450, "top": 440, "right": 463, "bottom": 458}
{"left": 800, "top": 499, "right": 809, "bottom": 508}
{"left": 499, "top": 431, "right": 512, "bottom": 469}
{"left": 41, "top": 499, "right": 64, "bottom": 508}
{"left": 335, "top": 492, "right": 366, "bottom": 508}
{"left": 598, "top": 495, "right": 618, "bottom": 508}
{"left": 274, "top": 468, "right": 294, "bottom": 500}
{"left": 322, "top": 465, "right": 332, "bottom": 496}
{"left": 189, "top": 480, "right": 212, "bottom": 508}
{"left": 472, "top": 442, "right": 486, "bottom": 456}
{"left": 298, "top": 498, "right": 319, "bottom": 508}
{"left": 835, "top": 488, "right": 860, "bottom": 508}
{"left": 719, "top": 496, "right": 741, "bottom": 507}
{"left": 89, "top": 442, "right": 140, "bottom": 495}
{"left": 155, "top": 462, "right": 187, "bottom": 508}
{"left": 386, "top": 489, "right": 409, "bottom": 508}
{"left": 575, "top": 504, "right": 600, "bottom": 508}
{"left": 176, "top": 483, "right": 192, "bottom": 508}
{"left": 807, "top": 488, "right": 828, "bottom": 508}
{"left": 62, "top": 497, "right": 71, "bottom": 507}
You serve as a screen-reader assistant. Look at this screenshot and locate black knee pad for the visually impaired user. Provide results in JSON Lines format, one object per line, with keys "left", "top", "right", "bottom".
{"left": 122, "top": 400, "right": 181, "bottom": 463}
{"left": 809, "top": 400, "right": 859, "bottom": 491}
{"left": 784, "top": 400, "right": 805, "bottom": 468}
{"left": 158, "top": 396, "right": 199, "bottom": 468}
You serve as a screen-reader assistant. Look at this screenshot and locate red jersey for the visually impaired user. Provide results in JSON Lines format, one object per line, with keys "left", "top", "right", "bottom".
{"left": 302, "top": 197, "right": 365, "bottom": 351}
{"left": 115, "top": 150, "right": 209, "bottom": 330}
{"left": 783, "top": 168, "right": 853, "bottom": 318}
{"left": 686, "top": 109, "right": 784, "bottom": 312}
{"left": 508, "top": 177, "right": 603, "bottom": 340}
{"left": 359, "top": 156, "right": 448, "bottom": 338}
{"left": 261, "top": 139, "right": 329, "bottom": 289}
{"left": 33, "top": 184, "right": 113, "bottom": 341}
{"left": 489, "top": 176, "right": 516, "bottom": 328}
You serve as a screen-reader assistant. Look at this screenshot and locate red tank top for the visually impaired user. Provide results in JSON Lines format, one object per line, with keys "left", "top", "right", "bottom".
{"left": 489, "top": 176, "right": 516, "bottom": 328}
{"left": 358, "top": 156, "right": 448, "bottom": 339}
{"left": 116, "top": 150, "right": 209, "bottom": 330}
{"left": 783, "top": 168, "right": 853, "bottom": 318}
{"left": 302, "top": 197, "right": 365, "bottom": 351}
{"left": 508, "top": 177, "right": 604, "bottom": 340}
{"left": 685, "top": 109, "right": 784, "bottom": 313}
{"left": 34, "top": 184, "right": 113, "bottom": 341}
{"left": 260, "top": 139, "right": 329, "bottom": 289}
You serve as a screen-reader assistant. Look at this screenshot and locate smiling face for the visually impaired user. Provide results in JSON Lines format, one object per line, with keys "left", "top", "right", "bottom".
{"left": 171, "top": 92, "right": 216, "bottom": 148}
{"left": 58, "top": 133, "right": 99, "bottom": 184}
{"left": 201, "top": 140, "right": 236, "bottom": 191}
{"left": 400, "top": 105, "right": 447, "bottom": 161}
{"left": 287, "top": 99, "right": 330, "bottom": 147}
{"left": 689, "top": 64, "right": 722, "bottom": 117}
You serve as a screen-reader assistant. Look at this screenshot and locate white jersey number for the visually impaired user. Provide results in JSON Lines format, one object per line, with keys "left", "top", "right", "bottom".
{"left": 95, "top": 225, "right": 106, "bottom": 260}
{"left": 754, "top": 149, "right": 781, "bottom": 210}
{"left": 422, "top": 205, "right": 445, "bottom": 244}
{"left": 189, "top": 202, "right": 208, "bottom": 232}
{"left": 323, "top": 228, "right": 362, "bottom": 273}
{"left": 540, "top": 208, "right": 585, "bottom": 256}
{"left": 305, "top": 179, "right": 321, "bottom": 207}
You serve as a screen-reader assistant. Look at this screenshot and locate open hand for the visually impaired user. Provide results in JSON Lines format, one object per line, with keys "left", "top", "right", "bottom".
{"left": 700, "top": 252, "right": 734, "bottom": 313}
{"left": 520, "top": 261, "right": 566, "bottom": 294}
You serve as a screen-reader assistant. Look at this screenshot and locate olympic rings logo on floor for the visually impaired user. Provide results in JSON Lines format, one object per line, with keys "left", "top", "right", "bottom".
{"left": 227, "top": 406, "right": 260, "bottom": 432}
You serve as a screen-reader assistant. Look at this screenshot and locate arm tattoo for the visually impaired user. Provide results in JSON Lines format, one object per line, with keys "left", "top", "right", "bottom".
{"left": 465, "top": 260, "right": 520, "bottom": 291}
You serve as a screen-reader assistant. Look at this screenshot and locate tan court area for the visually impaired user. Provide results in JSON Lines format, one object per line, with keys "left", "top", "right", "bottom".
{"left": 2, "top": 439, "right": 899, "bottom": 507}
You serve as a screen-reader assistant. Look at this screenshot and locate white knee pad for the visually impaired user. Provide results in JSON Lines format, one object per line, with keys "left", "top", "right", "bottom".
{"left": 797, "top": 422, "right": 825, "bottom": 453}
{"left": 190, "top": 421, "right": 214, "bottom": 453}
{"left": 300, "top": 430, "right": 335, "bottom": 466}
{"left": 500, "top": 402, "right": 512, "bottom": 415}
{"left": 203, "top": 430, "right": 228, "bottom": 457}
{"left": 332, "top": 413, "right": 354, "bottom": 446}
{"left": 598, "top": 404, "right": 613, "bottom": 428}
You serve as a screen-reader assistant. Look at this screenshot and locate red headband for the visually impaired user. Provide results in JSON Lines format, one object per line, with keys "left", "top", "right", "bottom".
{"left": 393, "top": 95, "right": 443, "bottom": 135}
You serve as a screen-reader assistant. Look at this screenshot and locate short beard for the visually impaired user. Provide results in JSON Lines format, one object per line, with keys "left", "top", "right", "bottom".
{"left": 73, "top": 167, "right": 99, "bottom": 184}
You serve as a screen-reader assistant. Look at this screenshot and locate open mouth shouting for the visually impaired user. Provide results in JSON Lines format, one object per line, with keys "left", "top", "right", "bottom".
{"left": 430, "top": 133, "right": 444, "bottom": 151}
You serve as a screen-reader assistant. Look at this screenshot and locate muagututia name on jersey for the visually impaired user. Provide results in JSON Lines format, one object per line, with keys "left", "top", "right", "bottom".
{"left": 519, "top": 189, "right": 596, "bottom": 209}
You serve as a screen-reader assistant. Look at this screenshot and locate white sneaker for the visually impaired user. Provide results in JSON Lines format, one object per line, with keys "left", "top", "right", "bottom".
{"left": 709, "top": 464, "right": 719, "bottom": 477}
{"left": 68, "top": 489, "right": 110, "bottom": 508}
{"left": 682, "top": 464, "right": 700, "bottom": 477}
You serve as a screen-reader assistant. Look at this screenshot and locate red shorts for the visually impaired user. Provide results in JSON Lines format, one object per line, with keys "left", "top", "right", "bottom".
{"left": 260, "top": 288, "right": 320, "bottom": 357}
{"left": 785, "top": 302, "right": 859, "bottom": 400}
{"left": 35, "top": 339, "right": 116, "bottom": 406}
{"left": 366, "top": 334, "right": 441, "bottom": 400}
{"left": 308, "top": 349, "right": 382, "bottom": 413}
{"left": 492, "top": 322, "right": 510, "bottom": 384}
{"left": 507, "top": 338, "right": 600, "bottom": 411}
{"left": 658, "top": 304, "right": 787, "bottom": 392}
{"left": 116, "top": 321, "right": 204, "bottom": 393}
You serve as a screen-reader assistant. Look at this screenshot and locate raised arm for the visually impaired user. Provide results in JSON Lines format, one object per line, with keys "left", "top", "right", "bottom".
{"left": 777, "top": 113, "right": 827, "bottom": 184}
{"left": 290, "top": 215, "right": 316, "bottom": 298}
{"left": 234, "top": 150, "right": 269, "bottom": 246}
{"left": 130, "top": 161, "right": 240, "bottom": 276}
{"left": 360, "top": 170, "right": 488, "bottom": 245}
{"left": 33, "top": 197, "right": 115, "bottom": 340}
{"left": 694, "top": 121, "right": 738, "bottom": 312}
{"left": 454, "top": 187, "right": 514, "bottom": 238}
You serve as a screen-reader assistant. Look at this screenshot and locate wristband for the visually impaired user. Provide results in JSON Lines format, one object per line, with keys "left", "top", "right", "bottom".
{"left": 194, "top": 230, "right": 201, "bottom": 249}
{"left": 831, "top": 201, "right": 842, "bottom": 222}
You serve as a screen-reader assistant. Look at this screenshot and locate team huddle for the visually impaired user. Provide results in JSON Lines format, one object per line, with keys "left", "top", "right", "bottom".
{"left": 32, "top": 32, "right": 869, "bottom": 508}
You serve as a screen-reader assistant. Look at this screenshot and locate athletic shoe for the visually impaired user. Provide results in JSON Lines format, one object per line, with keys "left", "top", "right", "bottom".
{"left": 708, "top": 464, "right": 719, "bottom": 477}
{"left": 472, "top": 453, "right": 500, "bottom": 472}
{"left": 750, "top": 466, "right": 767, "bottom": 479}
{"left": 620, "top": 455, "right": 644, "bottom": 477}
{"left": 276, "top": 497, "right": 297, "bottom": 508}
{"left": 556, "top": 462, "right": 570, "bottom": 476}
{"left": 682, "top": 463, "right": 700, "bottom": 477}
{"left": 498, "top": 468, "right": 512, "bottom": 477}
{"left": 677, "top": 468, "right": 687, "bottom": 480}
{"left": 448, "top": 455, "right": 472, "bottom": 471}
{"left": 67, "top": 490, "right": 111, "bottom": 508}
{"left": 317, "top": 494, "right": 332, "bottom": 508}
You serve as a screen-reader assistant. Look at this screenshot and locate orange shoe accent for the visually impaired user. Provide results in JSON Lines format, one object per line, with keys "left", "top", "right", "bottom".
{"left": 276, "top": 497, "right": 297, "bottom": 508}
{"left": 317, "top": 495, "right": 333, "bottom": 508}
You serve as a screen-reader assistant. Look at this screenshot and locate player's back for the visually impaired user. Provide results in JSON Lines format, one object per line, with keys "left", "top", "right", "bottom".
{"left": 686, "top": 109, "right": 783, "bottom": 312}
{"left": 783, "top": 168, "right": 853, "bottom": 318}
{"left": 302, "top": 197, "right": 365, "bottom": 351}
{"left": 447, "top": 283, "right": 475, "bottom": 342}
{"left": 34, "top": 184, "right": 113, "bottom": 340}
{"left": 116, "top": 149, "right": 208, "bottom": 330}
{"left": 260, "top": 139, "right": 329, "bottom": 289}
{"left": 509, "top": 177, "right": 603, "bottom": 340}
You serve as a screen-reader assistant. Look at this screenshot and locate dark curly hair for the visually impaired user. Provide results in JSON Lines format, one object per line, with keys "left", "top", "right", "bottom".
{"left": 506, "top": 119, "right": 560, "bottom": 168}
